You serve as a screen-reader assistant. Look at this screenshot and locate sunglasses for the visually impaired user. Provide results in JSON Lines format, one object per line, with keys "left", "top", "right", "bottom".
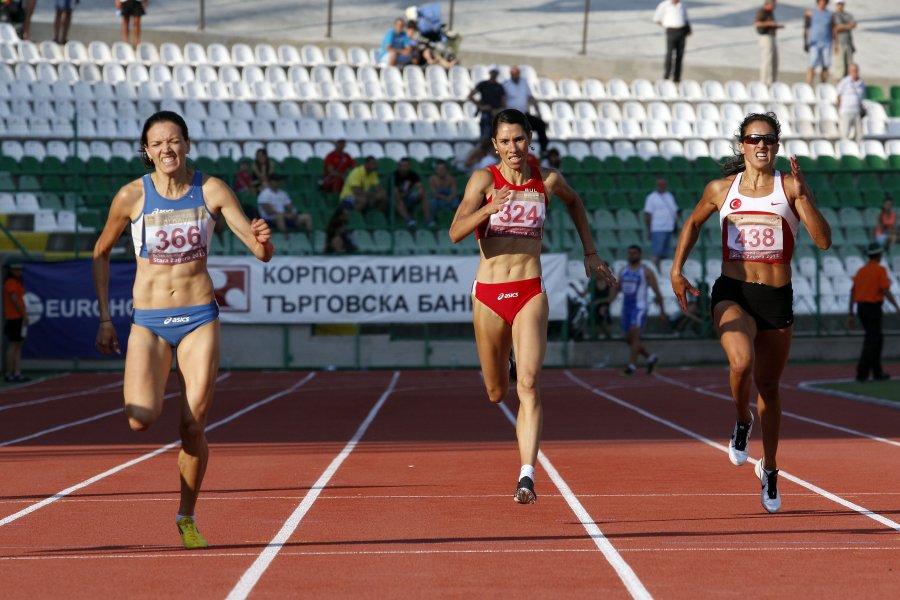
{"left": 741, "top": 133, "right": 779, "bottom": 146}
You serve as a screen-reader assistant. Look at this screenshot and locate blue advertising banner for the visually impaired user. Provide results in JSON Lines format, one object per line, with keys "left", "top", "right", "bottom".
{"left": 22, "top": 261, "right": 136, "bottom": 359}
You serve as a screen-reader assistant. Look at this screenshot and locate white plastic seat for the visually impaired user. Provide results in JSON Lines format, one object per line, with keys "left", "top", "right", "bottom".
{"left": 135, "top": 42, "right": 160, "bottom": 64}
{"left": 205, "top": 43, "right": 231, "bottom": 66}
{"left": 835, "top": 140, "right": 861, "bottom": 158}
{"left": 64, "top": 40, "right": 89, "bottom": 64}
{"left": 55, "top": 61, "right": 79, "bottom": 85}
{"left": 791, "top": 82, "right": 816, "bottom": 104}
{"left": 677, "top": 79, "right": 703, "bottom": 101}
{"left": 683, "top": 138, "right": 710, "bottom": 159}
{"left": 255, "top": 43, "right": 279, "bottom": 66}
{"left": 159, "top": 42, "right": 184, "bottom": 66}
{"left": 272, "top": 117, "right": 299, "bottom": 140}
{"left": 231, "top": 43, "right": 255, "bottom": 66}
{"left": 724, "top": 80, "right": 750, "bottom": 102}
{"left": 622, "top": 101, "right": 647, "bottom": 121}
{"left": 709, "top": 138, "right": 734, "bottom": 158}
{"left": 278, "top": 44, "right": 302, "bottom": 65}
{"left": 809, "top": 139, "right": 836, "bottom": 159}
{"left": 33, "top": 209, "right": 59, "bottom": 232}
{"left": 606, "top": 78, "right": 630, "bottom": 101}
{"left": 347, "top": 46, "right": 370, "bottom": 66}
{"left": 110, "top": 41, "right": 136, "bottom": 63}
{"left": 701, "top": 80, "right": 727, "bottom": 102}
{"left": 613, "top": 140, "right": 636, "bottom": 159}
{"left": 630, "top": 78, "right": 656, "bottom": 101}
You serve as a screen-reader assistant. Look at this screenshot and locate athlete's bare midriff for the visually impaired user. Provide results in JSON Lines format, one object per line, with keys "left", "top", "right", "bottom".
{"left": 132, "top": 258, "right": 215, "bottom": 310}
{"left": 475, "top": 237, "right": 542, "bottom": 283}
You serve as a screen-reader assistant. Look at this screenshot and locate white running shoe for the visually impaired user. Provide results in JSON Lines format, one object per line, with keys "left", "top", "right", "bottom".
{"left": 755, "top": 459, "right": 781, "bottom": 513}
{"left": 727, "top": 415, "right": 753, "bottom": 466}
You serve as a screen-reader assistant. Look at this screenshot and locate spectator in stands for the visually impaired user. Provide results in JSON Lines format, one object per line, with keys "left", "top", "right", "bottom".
{"left": 540, "top": 147, "right": 561, "bottom": 171}
{"left": 653, "top": 0, "right": 692, "bottom": 83}
{"left": 340, "top": 156, "right": 388, "bottom": 213}
{"left": 502, "top": 66, "right": 548, "bottom": 157}
{"left": 257, "top": 174, "right": 312, "bottom": 239}
{"left": 393, "top": 157, "right": 432, "bottom": 229}
{"left": 754, "top": 1, "right": 784, "bottom": 86}
{"left": 20, "top": 0, "right": 36, "bottom": 40}
{"left": 804, "top": 0, "right": 834, "bottom": 84}
{"left": 874, "top": 196, "right": 897, "bottom": 251}
{"left": 643, "top": 176, "right": 680, "bottom": 269}
{"left": 671, "top": 111, "right": 832, "bottom": 513}
{"left": 319, "top": 139, "right": 355, "bottom": 196}
{"left": 833, "top": 1, "right": 857, "bottom": 79}
{"left": 3, "top": 263, "right": 28, "bottom": 382}
{"left": 93, "top": 110, "right": 274, "bottom": 549}
{"left": 836, "top": 62, "right": 865, "bottom": 145}
{"left": 464, "top": 138, "right": 499, "bottom": 174}
{"left": 468, "top": 65, "right": 506, "bottom": 142}
{"left": 53, "top": 0, "right": 75, "bottom": 45}
{"left": 233, "top": 159, "right": 253, "bottom": 195}
{"left": 324, "top": 207, "right": 357, "bottom": 255}
{"left": 449, "top": 108, "right": 615, "bottom": 505}
{"left": 250, "top": 148, "right": 275, "bottom": 195}
{"left": 116, "top": 0, "right": 147, "bottom": 49}
{"left": 608, "top": 245, "right": 665, "bottom": 375}
{"left": 376, "top": 17, "right": 413, "bottom": 66}
{"left": 428, "top": 159, "right": 460, "bottom": 218}
{"left": 849, "top": 242, "right": 899, "bottom": 382}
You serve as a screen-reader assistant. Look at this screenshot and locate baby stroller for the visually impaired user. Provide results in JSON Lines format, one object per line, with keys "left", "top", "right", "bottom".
{"left": 405, "top": 3, "right": 462, "bottom": 63}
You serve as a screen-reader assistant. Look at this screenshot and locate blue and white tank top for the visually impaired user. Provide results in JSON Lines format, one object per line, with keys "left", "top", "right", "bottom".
{"left": 617, "top": 265, "right": 648, "bottom": 311}
{"left": 131, "top": 171, "right": 215, "bottom": 264}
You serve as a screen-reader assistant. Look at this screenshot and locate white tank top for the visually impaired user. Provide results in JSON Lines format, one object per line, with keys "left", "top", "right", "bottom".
{"left": 718, "top": 171, "right": 799, "bottom": 264}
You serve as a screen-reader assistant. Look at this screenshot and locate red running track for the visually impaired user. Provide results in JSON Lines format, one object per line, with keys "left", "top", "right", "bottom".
{"left": 0, "top": 366, "right": 899, "bottom": 598}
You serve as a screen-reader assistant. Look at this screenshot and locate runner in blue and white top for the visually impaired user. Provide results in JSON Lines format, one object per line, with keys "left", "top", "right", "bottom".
{"left": 609, "top": 245, "right": 666, "bottom": 376}
{"left": 92, "top": 111, "right": 274, "bottom": 549}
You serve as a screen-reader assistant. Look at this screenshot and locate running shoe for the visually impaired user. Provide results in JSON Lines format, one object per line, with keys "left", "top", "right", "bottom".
{"left": 646, "top": 354, "right": 658, "bottom": 374}
{"left": 177, "top": 516, "right": 208, "bottom": 549}
{"left": 622, "top": 364, "right": 636, "bottom": 376}
{"left": 727, "top": 415, "right": 753, "bottom": 466}
{"left": 754, "top": 459, "right": 781, "bottom": 513}
{"left": 514, "top": 476, "right": 536, "bottom": 504}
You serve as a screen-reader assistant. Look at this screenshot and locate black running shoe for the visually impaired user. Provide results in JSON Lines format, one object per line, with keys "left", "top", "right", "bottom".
{"left": 514, "top": 476, "right": 536, "bottom": 504}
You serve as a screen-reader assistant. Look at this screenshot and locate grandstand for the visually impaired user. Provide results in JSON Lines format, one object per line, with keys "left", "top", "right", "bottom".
{"left": 1, "top": 4, "right": 900, "bottom": 355}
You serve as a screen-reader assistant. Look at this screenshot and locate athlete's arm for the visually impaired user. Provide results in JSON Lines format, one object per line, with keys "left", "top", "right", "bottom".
{"left": 204, "top": 175, "right": 274, "bottom": 262}
{"left": 544, "top": 168, "right": 615, "bottom": 284}
{"left": 670, "top": 178, "right": 727, "bottom": 312}
{"left": 92, "top": 180, "right": 141, "bottom": 354}
{"left": 786, "top": 155, "right": 832, "bottom": 251}
{"left": 448, "top": 169, "right": 506, "bottom": 243}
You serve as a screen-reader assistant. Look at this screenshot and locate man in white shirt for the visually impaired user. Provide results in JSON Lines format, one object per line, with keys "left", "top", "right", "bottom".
{"left": 653, "top": 0, "right": 692, "bottom": 83}
{"left": 257, "top": 175, "right": 312, "bottom": 238}
{"left": 502, "top": 66, "right": 548, "bottom": 157}
{"left": 643, "top": 176, "right": 680, "bottom": 269}
{"left": 836, "top": 62, "right": 865, "bottom": 145}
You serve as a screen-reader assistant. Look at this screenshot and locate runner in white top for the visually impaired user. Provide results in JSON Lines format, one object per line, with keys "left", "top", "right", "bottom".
{"left": 670, "top": 112, "right": 831, "bottom": 514}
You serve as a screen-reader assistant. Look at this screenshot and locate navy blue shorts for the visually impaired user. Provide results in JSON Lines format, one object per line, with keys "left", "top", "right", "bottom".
{"left": 132, "top": 301, "right": 219, "bottom": 347}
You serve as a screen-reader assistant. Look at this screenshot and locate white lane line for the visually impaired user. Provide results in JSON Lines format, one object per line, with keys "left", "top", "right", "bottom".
{"left": 0, "top": 381, "right": 122, "bottom": 412}
{"left": 0, "top": 372, "right": 232, "bottom": 447}
{"left": 225, "top": 371, "right": 401, "bottom": 600}
{"left": 495, "top": 401, "right": 652, "bottom": 600}
{"left": 566, "top": 371, "right": 900, "bottom": 533}
{"left": 653, "top": 372, "right": 900, "bottom": 449}
{"left": 5, "top": 545, "right": 900, "bottom": 562}
{"left": 794, "top": 378, "right": 900, "bottom": 410}
{"left": 0, "top": 373, "right": 314, "bottom": 527}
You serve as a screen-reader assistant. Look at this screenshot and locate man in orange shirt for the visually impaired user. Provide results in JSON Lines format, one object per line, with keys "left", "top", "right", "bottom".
{"left": 3, "top": 263, "right": 28, "bottom": 382}
{"left": 849, "top": 243, "right": 899, "bottom": 382}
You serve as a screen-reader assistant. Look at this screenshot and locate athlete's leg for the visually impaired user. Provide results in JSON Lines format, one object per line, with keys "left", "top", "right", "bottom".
{"left": 714, "top": 301, "right": 757, "bottom": 423}
{"left": 473, "top": 299, "right": 513, "bottom": 404}
{"left": 752, "top": 327, "right": 792, "bottom": 471}
{"left": 123, "top": 324, "right": 174, "bottom": 431}
{"left": 511, "top": 293, "right": 549, "bottom": 468}
{"left": 172, "top": 320, "right": 220, "bottom": 517}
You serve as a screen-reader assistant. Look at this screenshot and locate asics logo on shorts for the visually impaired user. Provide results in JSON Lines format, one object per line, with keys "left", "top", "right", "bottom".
{"left": 164, "top": 316, "right": 191, "bottom": 325}
{"left": 497, "top": 292, "right": 519, "bottom": 301}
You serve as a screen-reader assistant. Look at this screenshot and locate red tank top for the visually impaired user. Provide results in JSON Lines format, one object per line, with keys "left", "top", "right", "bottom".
{"left": 475, "top": 165, "right": 549, "bottom": 240}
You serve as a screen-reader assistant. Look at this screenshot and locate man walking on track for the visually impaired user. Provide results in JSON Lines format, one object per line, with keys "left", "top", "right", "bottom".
{"left": 849, "top": 242, "right": 899, "bottom": 382}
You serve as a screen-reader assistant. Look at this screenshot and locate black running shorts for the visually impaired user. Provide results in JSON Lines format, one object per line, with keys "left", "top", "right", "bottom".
{"left": 710, "top": 275, "right": 793, "bottom": 330}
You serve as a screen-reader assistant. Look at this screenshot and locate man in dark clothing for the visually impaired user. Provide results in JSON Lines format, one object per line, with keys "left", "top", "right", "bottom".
{"left": 467, "top": 65, "right": 506, "bottom": 141}
{"left": 393, "top": 157, "right": 432, "bottom": 228}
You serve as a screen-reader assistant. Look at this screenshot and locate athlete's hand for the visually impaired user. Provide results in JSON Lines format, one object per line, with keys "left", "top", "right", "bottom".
{"left": 789, "top": 155, "right": 809, "bottom": 200}
{"left": 671, "top": 272, "right": 700, "bottom": 313}
{"left": 250, "top": 218, "right": 272, "bottom": 244}
{"left": 95, "top": 322, "right": 120, "bottom": 355}
{"left": 485, "top": 186, "right": 512, "bottom": 215}
{"left": 585, "top": 253, "right": 616, "bottom": 286}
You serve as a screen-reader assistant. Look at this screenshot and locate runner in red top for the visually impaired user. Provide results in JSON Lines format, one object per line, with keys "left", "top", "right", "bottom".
{"left": 449, "top": 108, "right": 615, "bottom": 504}
{"left": 671, "top": 112, "right": 831, "bottom": 513}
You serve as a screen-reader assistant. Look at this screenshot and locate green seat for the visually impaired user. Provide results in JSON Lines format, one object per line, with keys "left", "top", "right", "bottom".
{"left": 287, "top": 231, "right": 314, "bottom": 255}
{"left": 668, "top": 156, "right": 692, "bottom": 173}
{"left": 42, "top": 157, "right": 65, "bottom": 175}
{"left": 857, "top": 173, "right": 881, "bottom": 192}
{"left": 393, "top": 229, "right": 416, "bottom": 254}
{"left": 352, "top": 229, "right": 375, "bottom": 253}
{"left": 889, "top": 100, "right": 900, "bottom": 118}
{"left": 890, "top": 85, "right": 900, "bottom": 101}
{"left": 815, "top": 188, "right": 838, "bottom": 208}
{"left": 107, "top": 156, "right": 135, "bottom": 176}
{"left": 593, "top": 173, "right": 615, "bottom": 190}
{"left": 345, "top": 210, "right": 366, "bottom": 231}
{"left": 62, "top": 157, "right": 85, "bottom": 175}
{"left": 0, "top": 156, "right": 19, "bottom": 175}
{"left": 582, "top": 190, "right": 605, "bottom": 210}
{"left": 889, "top": 155, "right": 900, "bottom": 170}
{"left": 864, "top": 155, "right": 887, "bottom": 171}
{"left": 838, "top": 190, "right": 864, "bottom": 208}
{"left": 623, "top": 156, "right": 647, "bottom": 173}
{"left": 840, "top": 155, "right": 864, "bottom": 171}
{"left": 560, "top": 156, "right": 581, "bottom": 174}
{"left": 646, "top": 156, "right": 669, "bottom": 174}
{"left": 581, "top": 155, "right": 602, "bottom": 174}
{"left": 607, "top": 191, "right": 630, "bottom": 211}
{"left": 414, "top": 229, "right": 439, "bottom": 254}
{"left": 693, "top": 156, "right": 719, "bottom": 176}
{"left": 796, "top": 156, "right": 816, "bottom": 172}
{"left": 602, "top": 156, "right": 626, "bottom": 173}
{"left": 280, "top": 157, "right": 305, "bottom": 175}
{"left": 40, "top": 175, "right": 65, "bottom": 192}
{"left": 19, "top": 156, "right": 42, "bottom": 175}
{"left": 830, "top": 173, "right": 855, "bottom": 192}
{"left": 85, "top": 157, "right": 109, "bottom": 175}
{"left": 364, "top": 209, "right": 389, "bottom": 230}
{"left": 570, "top": 174, "right": 593, "bottom": 192}
{"left": 860, "top": 189, "right": 884, "bottom": 208}
{"left": 17, "top": 175, "right": 41, "bottom": 191}
{"left": 376, "top": 157, "right": 397, "bottom": 175}
{"left": 866, "top": 85, "right": 885, "bottom": 102}
{"left": 371, "top": 229, "right": 392, "bottom": 253}
{"left": 774, "top": 156, "right": 790, "bottom": 173}
{"left": 815, "top": 155, "right": 840, "bottom": 171}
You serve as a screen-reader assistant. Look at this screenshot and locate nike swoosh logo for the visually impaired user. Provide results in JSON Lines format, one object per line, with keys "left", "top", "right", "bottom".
{"left": 770, "top": 202, "right": 783, "bottom": 205}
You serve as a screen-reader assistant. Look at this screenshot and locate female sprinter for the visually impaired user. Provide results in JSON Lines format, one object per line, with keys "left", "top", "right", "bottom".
{"left": 449, "top": 108, "right": 615, "bottom": 504}
{"left": 670, "top": 112, "right": 831, "bottom": 513}
{"left": 93, "top": 111, "right": 274, "bottom": 547}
